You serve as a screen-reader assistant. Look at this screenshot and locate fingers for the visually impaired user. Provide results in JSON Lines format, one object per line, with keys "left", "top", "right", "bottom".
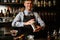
{"left": 24, "top": 19, "right": 35, "bottom": 25}
{"left": 28, "top": 19, "right": 35, "bottom": 24}
{"left": 33, "top": 26, "right": 41, "bottom": 32}
{"left": 28, "top": 19, "right": 34, "bottom": 22}
{"left": 33, "top": 29, "right": 40, "bottom": 32}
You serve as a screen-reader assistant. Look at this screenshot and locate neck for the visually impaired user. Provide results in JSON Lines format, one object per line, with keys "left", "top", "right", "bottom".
{"left": 25, "top": 8, "right": 32, "bottom": 12}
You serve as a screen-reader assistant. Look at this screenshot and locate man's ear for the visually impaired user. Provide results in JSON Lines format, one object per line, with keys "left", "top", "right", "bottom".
{"left": 24, "top": 2, "right": 26, "bottom": 7}
{"left": 24, "top": 3, "right": 25, "bottom": 6}
{"left": 24, "top": 1, "right": 26, "bottom": 6}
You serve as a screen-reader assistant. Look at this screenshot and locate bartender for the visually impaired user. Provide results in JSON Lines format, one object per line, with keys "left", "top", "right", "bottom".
{"left": 12, "top": 0, "right": 45, "bottom": 39}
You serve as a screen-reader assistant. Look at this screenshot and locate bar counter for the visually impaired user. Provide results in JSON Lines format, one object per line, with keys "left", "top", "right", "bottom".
{"left": 0, "top": 17, "right": 13, "bottom": 37}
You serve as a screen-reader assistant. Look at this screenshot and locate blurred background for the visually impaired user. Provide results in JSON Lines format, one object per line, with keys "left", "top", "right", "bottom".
{"left": 0, "top": 0, "right": 60, "bottom": 40}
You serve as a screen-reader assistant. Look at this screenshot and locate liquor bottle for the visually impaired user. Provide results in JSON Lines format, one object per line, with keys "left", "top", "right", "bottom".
{"left": 12, "top": 0, "right": 15, "bottom": 3}
{"left": 7, "top": 0, "right": 11, "bottom": 3}
{"left": 44, "top": 0, "right": 46, "bottom": 7}
{"left": 41, "top": 0, "right": 44, "bottom": 7}
{"left": 53, "top": 0, "right": 56, "bottom": 6}
{"left": 58, "top": 28, "right": 60, "bottom": 39}
{"left": 37, "top": 1, "right": 40, "bottom": 7}
{"left": 47, "top": 31, "right": 50, "bottom": 40}
{"left": 33, "top": 0, "right": 38, "bottom": 6}
{"left": 0, "top": 10, "right": 4, "bottom": 17}
{"left": 9, "top": 8, "right": 13, "bottom": 17}
{"left": 4, "top": 0, "right": 7, "bottom": 3}
{"left": 13, "top": 8, "right": 16, "bottom": 18}
{"left": 19, "top": 0, "right": 22, "bottom": 3}
{"left": 6, "top": 8, "right": 10, "bottom": 17}
{"left": 4, "top": 9, "right": 7, "bottom": 17}
{"left": 1, "top": 0, "right": 4, "bottom": 3}
{"left": 19, "top": 0, "right": 24, "bottom": 4}
{"left": 53, "top": 30, "right": 56, "bottom": 36}
{"left": 16, "top": 0, "right": 18, "bottom": 3}
{"left": 27, "top": 35, "right": 34, "bottom": 40}
{"left": 53, "top": 30, "right": 58, "bottom": 40}
{"left": 48, "top": 0, "right": 52, "bottom": 7}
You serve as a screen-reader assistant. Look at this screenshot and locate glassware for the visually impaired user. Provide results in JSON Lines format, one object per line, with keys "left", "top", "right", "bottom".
{"left": 27, "top": 35, "right": 34, "bottom": 40}
{"left": 10, "top": 30, "right": 18, "bottom": 37}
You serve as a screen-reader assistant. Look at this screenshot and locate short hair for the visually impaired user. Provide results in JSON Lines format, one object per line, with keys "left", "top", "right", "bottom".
{"left": 24, "top": 0, "right": 34, "bottom": 3}
{"left": 23, "top": 0, "right": 34, "bottom": 4}
{"left": 24, "top": 0, "right": 32, "bottom": 1}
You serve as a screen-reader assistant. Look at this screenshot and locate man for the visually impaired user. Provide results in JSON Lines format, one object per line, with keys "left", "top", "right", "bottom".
{"left": 12, "top": 0, "right": 45, "bottom": 39}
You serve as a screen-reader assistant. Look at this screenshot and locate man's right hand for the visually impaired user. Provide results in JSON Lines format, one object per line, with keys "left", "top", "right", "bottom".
{"left": 24, "top": 19, "right": 35, "bottom": 25}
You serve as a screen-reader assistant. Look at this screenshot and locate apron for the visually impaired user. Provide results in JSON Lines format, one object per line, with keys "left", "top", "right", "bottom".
{"left": 22, "top": 12, "right": 35, "bottom": 36}
{"left": 17, "top": 12, "right": 39, "bottom": 36}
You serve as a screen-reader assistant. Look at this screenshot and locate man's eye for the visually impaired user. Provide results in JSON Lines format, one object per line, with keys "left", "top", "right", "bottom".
{"left": 27, "top": 3, "right": 29, "bottom": 4}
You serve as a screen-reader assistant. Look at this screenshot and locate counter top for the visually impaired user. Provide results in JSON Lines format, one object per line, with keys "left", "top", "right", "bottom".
{"left": 0, "top": 17, "right": 14, "bottom": 23}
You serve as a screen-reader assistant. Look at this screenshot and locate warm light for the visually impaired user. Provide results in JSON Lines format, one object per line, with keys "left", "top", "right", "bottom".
{"left": 0, "top": 5, "right": 7, "bottom": 13}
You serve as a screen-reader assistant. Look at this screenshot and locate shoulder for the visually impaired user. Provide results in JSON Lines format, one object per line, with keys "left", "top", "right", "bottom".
{"left": 18, "top": 12, "right": 24, "bottom": 15}
{"left": 16, "top": 12, "right": 24, "bottom": 16}
{"left": 33, "top": 12, "right": 38, "bottom": 14}
{"left": 33, "top": 12, "right": 39, "bottom": 15}
{"left": 15, "top": 12, "right": 24, "bottom": 18}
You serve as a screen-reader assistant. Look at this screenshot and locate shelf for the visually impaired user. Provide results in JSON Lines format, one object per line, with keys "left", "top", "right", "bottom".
{"left": 0, "top": 3, "right": 24, "bottom": 7}
{"left": 0, "top": 17, "right": 13, "bottom": 23}
{"left": 0, "top": 3, "right": 22, "bottom": 5}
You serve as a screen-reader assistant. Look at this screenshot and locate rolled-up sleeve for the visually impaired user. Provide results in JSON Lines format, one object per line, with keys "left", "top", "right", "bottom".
{"left": 12, "top": 12, "right": 24, "bottom": 27}
{"left": 34, "top": 12, "right": 45, "bottom": 27}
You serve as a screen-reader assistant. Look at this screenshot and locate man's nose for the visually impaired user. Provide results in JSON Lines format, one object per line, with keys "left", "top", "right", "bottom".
{"left": 28, "top": 3, "right": 31, "bottom": 6}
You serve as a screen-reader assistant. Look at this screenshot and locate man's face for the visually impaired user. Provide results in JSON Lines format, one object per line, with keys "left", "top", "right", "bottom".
{"left": 24, "top": 1, "right": 32, "bottom": 10}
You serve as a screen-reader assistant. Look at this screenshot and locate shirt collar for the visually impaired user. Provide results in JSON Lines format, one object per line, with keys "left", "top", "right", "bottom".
{"left": 24, "top": 10, "right": 32, "bottom": 15}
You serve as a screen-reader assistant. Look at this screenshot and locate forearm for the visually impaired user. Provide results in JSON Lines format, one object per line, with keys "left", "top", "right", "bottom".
{"left": 34, "top": 13, "right": 45, "bottom": 27}
{"left": 12, "top": 21, "right": 31, "bottom": 27}
{"left": 12, "top": 12, "right": 25, "bottom": 27}
{"left": 12, "top": 21, "right": 24, "bottom": 27}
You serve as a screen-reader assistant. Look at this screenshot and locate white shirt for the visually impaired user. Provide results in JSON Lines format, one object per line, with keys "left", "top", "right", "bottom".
{"left": 12, "top": 10, "right": 45, "bottom": 27}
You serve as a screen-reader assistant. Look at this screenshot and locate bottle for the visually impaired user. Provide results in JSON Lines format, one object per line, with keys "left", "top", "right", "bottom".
{"left": 58, "top": 28, "right": 60, "bottom": 39}
{"left": 19, "top": 0, "right": 22, "bottom": 3}
{"left": 27, "top": 35, "right": 34, "bottom": 40}
{"left": 7, "top": 0, "right": 11, "bottom": 3}
{"left": 53, "top": 0, "right": 56, "bottom": 6}
{"left": 12, "top": 0, "right": 15, "bottom": 3}
{"left": 0, "top": 10, "right": 4, "bottom": 17}
{"left": 4, "top": 0, "right": 7, "bottom": 3}
{"left": 4, "top": 9, "right": 7, "bottom": 17}
{"left": 37, "top": 1, "right": 40, "bottom": 7}
{"left": 1, "top": 0, "right": 4, "bottom": 3}
{"left": 48, "top": 0, "right": 52, "bottom": 7}
{"left": 53, "top": 30, "right": 58, "bottom": 40}
{"left": 16, "top": 0, "right": 18, "bottom": 3}
{"left": 44, "top": 0, "right": 46, "bottom": 7}
{"left": 13, "top": 8, "right": 16, "bottom": 18}
{"left": 47, "top": 31, "right": 50, "bottom": 40}
{"left": 31, "top": 24, "right": 36, "bottom": 32}
{"left": 34, "top": 0, "right": 38, "bottom": 6}
{"left": 6, "top": 8, "right": 10, "bottom": 17}
{"left": 41, "top": 0, "right": 44, "bottom": 7}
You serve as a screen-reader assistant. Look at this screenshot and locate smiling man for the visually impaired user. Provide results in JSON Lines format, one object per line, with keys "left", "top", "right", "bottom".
{"left": 12, "top": 0, "right": 45, "bottom": 39}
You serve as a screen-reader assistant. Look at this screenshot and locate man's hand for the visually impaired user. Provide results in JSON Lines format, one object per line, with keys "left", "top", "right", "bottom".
{"left": 33, "top": 25, "right": 42, "bottom": 32}
{"left": 24, "top": 19, "right": 35, "bottom": 25}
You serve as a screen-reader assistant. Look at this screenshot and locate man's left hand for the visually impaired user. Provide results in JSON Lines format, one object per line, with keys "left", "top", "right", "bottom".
{"left": 33, "top": 25, "right": 42, "bottom": 32}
